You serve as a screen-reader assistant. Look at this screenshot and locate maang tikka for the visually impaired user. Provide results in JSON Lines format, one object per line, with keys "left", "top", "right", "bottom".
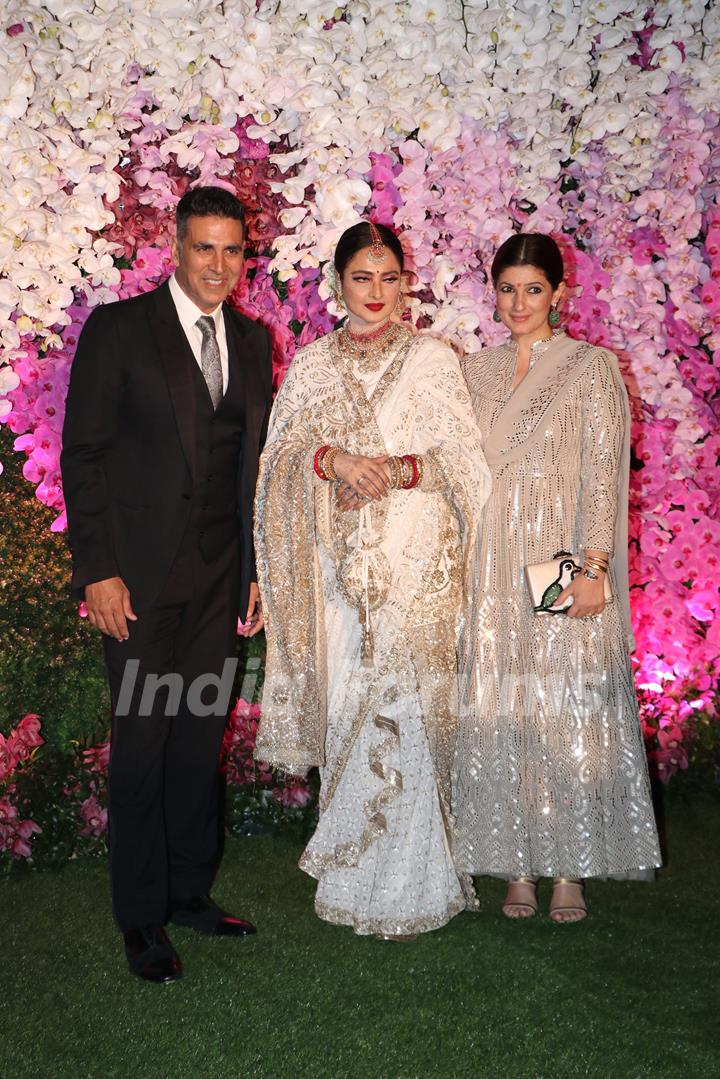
{"left": 367, "top": 221, "right": 386, "bottom": 264}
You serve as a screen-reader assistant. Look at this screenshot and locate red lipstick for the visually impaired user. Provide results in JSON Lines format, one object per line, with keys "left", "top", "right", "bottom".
{"left": 365, "top": 303, "right": 385, "bottom": 311}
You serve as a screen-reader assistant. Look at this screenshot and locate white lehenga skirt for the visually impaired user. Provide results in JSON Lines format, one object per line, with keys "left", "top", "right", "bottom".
{"left": 299, "top": 604, "right": 468, "bottom": 936}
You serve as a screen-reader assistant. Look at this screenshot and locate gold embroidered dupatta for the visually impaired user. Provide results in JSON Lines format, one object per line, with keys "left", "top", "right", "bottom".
{"left": 253, "top": 330, "right": 414, "bottom": 773}
{"left": 482, "top": 332, "right": 634, "bottom": 647}
{"left": 254, "top": 328, "right": 491, "bottom": 776}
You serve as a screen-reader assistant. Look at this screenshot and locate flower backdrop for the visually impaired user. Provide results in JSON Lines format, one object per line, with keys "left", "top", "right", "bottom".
{"left": 1, "top": 0, "right": 719, "bottom": 861}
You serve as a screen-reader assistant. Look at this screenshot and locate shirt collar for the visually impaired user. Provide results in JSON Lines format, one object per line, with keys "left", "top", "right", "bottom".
{"left": 169, "top": 273, "right": 224, "bottom": 332}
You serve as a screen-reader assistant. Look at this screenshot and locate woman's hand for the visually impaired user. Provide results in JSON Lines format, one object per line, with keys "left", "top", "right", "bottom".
{"left": 556, "top": 573, "right": 606, "bottom": 618}
{"left": 333, "top": 453, "right": 390, "bottom": 501}
{"left": 336, "top": 481, "right": 361, "bottom": 512}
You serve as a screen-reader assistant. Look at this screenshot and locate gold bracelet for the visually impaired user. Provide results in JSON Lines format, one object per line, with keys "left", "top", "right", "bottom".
{"left": 416, "top": 455, "right": 424, "bottom": 487}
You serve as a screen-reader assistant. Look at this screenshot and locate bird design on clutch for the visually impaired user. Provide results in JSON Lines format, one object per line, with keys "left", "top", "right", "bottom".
{"left": 535, "top": 555, "right": 580, "bottom": 613}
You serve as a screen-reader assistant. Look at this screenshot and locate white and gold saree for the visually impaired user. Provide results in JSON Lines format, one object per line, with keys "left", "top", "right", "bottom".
{"left": 255, "top": 326, "right": 490, "bottom": 935}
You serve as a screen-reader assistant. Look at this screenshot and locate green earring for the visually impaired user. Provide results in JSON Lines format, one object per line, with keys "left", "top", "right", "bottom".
{"left": 549, "top": 306, "right": 561, "bottom": 327}
{"left": 493, "top": 309, "right": 501, "bottom": 323}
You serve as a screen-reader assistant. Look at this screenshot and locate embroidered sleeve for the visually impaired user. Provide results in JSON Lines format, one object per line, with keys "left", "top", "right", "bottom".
{"left": 579, "top": 351, "right": 626, "bottom": 554}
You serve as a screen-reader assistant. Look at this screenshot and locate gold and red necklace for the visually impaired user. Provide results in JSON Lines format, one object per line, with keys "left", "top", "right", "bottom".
{"left": 338, "top": 319, "right": 405, "bottom": 370}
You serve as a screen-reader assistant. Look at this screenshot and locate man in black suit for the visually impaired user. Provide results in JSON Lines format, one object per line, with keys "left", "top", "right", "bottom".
{"left": 61, "top": 186, "right": 272, "bottom": 983}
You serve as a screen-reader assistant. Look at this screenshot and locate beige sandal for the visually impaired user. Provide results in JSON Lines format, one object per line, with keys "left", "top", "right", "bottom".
{"left": 502, "top": 877, "right": 539, "bottom": 919}
{"left": 549, "top": 878, "right": 587, "bottom": 923}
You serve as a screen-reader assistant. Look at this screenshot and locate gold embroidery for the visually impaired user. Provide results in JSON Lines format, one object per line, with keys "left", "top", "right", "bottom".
{"left": 314, "top": 894, "right": 469, "bottom": 937}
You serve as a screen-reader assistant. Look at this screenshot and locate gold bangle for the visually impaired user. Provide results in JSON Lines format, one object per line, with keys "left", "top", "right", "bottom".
{"left": 389, "top": 456, "right": 402, "bottom": 489}
{"left": 415, "top": 455, "right": 424, "bottom": 488}
{"left": 324, "top": 447, "right": 340, "bottom": 481}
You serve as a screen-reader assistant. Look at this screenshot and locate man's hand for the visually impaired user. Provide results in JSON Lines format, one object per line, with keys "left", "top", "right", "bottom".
{"left": 241, "top": 582, "right": 264, "bottom": 637}
{"left": 85, "top": 577, "right": 138, "bottom": 641}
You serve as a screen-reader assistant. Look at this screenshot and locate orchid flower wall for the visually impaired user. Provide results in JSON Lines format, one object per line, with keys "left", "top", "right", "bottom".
{"left": 1, "top": 0, "right": 719, "bottom": 793}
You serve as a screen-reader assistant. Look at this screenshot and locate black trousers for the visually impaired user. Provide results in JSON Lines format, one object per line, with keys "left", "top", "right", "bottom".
{"left": 102, "top": 532, "right": 240, "bottom": 932}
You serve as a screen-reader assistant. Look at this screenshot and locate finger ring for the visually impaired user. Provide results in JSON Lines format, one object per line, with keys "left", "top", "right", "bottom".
{"left": 358, "top": 475, "right": 366, "bottom": 484}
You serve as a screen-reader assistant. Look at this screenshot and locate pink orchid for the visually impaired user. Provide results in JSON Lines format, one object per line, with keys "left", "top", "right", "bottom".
{"left": 274, "top": 781, "right": 313, "bottom": 808}
{"left": 79, "top": 795, "right": 108, "bottom": 838}
{"left": 82, "top": 742, "right": 110, "bottom": 773}
{"left": 10, "top": 714, "right": 43, "bottom": 753}
{"left": 685, "top": 589, "right": 719, "bottom": 622}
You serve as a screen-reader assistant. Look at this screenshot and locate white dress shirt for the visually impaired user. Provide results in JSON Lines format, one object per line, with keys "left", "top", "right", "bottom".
{"left": 168, "top": 273, "right": 229, "bottom": 393}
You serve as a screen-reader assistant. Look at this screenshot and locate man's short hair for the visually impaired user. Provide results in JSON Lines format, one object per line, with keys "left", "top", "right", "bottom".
{"left": 175, "top": 186, "right": 246, "bottom": 242}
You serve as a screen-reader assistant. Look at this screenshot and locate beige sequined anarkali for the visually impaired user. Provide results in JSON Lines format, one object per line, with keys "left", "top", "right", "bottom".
{"left": 255, "top": 326, "right": 490, "bottom": 935}
{"left": 454, "top": 332, "right": 661, "bottom": 881}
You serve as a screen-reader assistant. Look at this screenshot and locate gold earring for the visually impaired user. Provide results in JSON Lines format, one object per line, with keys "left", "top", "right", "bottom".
{"left": 326, "top": 264, "right": 345, "bottom": 311}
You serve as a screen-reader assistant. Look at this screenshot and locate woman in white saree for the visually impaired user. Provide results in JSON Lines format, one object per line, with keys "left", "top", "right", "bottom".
{"left": 254, "top": 222, "right": 490, "bottom": 938}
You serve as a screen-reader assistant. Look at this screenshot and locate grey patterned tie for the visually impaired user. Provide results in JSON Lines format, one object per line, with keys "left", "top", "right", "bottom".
{"left": 195, "top": 315, "right": 223, "bottom": 409}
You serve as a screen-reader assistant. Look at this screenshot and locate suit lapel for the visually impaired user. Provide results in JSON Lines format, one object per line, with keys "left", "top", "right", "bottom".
{"left": 151, "top": 281, "right": 197, "bottom": 478}
{"left": 223, "top": 306, "right": 250, "bottom": 415}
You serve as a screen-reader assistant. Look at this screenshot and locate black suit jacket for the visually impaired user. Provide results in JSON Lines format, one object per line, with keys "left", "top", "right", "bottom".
{"left": 61, "top": 280, "right": 272, "bottom": 614}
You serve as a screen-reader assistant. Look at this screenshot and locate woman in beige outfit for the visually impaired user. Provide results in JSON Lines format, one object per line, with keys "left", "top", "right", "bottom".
{"left": 454, "top": 233, "right": 661, "bottom": 922}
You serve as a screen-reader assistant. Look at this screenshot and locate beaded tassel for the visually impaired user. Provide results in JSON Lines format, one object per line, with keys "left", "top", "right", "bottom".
{"left": 360, "top": 607, "right": 374, "bottom": 668}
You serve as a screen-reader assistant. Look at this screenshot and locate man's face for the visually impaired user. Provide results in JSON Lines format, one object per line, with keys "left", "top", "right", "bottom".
{"left": 172, "top": 214, "right": 245, "bottom": 313}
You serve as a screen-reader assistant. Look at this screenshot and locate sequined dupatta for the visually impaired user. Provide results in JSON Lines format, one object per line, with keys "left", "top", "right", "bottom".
{"left": 481, "top": 334, "right": 596, "bottom": 468}
{"left": 482, "top": 333, "right": 634, "bottom": 647}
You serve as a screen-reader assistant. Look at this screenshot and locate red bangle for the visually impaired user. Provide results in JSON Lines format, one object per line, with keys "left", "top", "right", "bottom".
{"left": 401, "top": 454, "right": 420, "bottom": 490}
{"left": 313, "top": 445, "right": 331, "bottom": 480}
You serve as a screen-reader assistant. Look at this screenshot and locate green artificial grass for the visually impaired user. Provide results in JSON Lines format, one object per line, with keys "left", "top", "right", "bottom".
{"left": 2, "top": 787, "right": 719, "bottom": 1079}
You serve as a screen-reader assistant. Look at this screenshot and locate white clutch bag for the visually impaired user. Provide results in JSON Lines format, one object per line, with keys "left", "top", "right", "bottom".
{"left": 525, "top": 551, "right": 612, "bottom": 614}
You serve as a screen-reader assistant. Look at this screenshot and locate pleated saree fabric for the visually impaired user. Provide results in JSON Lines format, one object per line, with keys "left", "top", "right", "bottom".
{"left": 454, "top": 332, "right": 661, "bottom": 881}
{"left": 255, "top": 327, "right": 491, "bottom": 934}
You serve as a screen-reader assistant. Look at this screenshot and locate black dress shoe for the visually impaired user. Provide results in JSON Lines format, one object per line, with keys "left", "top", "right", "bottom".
{"left": 169, "top": 895, "right": 257, "bottom": 937}
{"left": 123, "top": 925, "right": 183, "bottom": 983}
